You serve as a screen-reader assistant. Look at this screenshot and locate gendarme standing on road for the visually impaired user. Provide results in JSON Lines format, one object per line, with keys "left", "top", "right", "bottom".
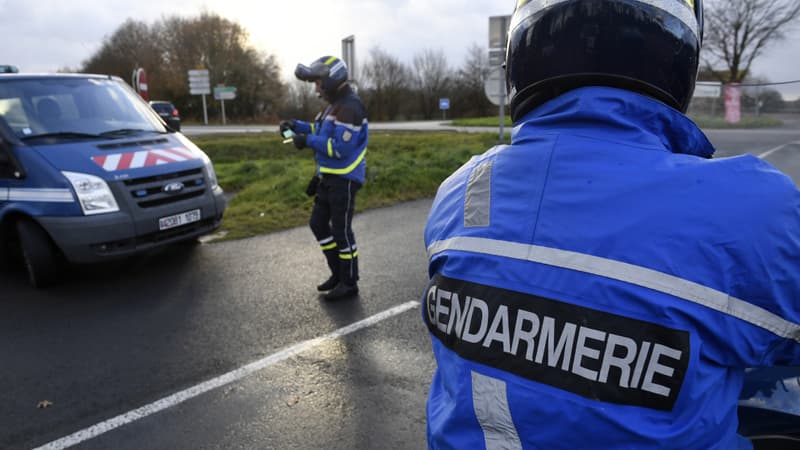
{"left": 280, "top": 56, "right": 368, "bottom": 301}
{"left": 422, "top": 0, "right": 800, "bottom": 449}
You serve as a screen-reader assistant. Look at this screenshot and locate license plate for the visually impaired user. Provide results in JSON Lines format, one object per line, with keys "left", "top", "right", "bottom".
{"left": 159, "top": 209, "right": 201, "bottom": 231}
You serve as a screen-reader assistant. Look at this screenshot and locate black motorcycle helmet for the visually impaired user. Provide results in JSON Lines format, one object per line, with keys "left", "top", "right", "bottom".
{"left": 295, "top": 56, "right": 349, "bottom": 99}
{"left": 506, "top": 0, "right": 704, "bottom": 122}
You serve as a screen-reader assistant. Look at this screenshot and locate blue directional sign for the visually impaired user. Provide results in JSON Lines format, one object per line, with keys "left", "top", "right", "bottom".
{"left": 439, "top": 98, "right": 450, "bottom": 110}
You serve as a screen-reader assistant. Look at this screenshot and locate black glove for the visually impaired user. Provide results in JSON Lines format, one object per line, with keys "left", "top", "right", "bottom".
{"left": 279, "top": 120, "right": 295, "bottom": 133}
{"left": 293, "top": 134, "right": 307, "bottom": 150}
{"left": 279, "top": 120, "right": 296, "bottom": 137}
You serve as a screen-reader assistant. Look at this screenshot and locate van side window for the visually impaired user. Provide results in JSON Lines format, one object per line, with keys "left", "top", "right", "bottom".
{"left": 0, "top": 98, "right": 32, "bottom": 136}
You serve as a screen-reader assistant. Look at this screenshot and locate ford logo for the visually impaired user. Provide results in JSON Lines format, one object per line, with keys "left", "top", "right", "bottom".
{"left": 163, "top": 182, "right": 185, "bottom": 194}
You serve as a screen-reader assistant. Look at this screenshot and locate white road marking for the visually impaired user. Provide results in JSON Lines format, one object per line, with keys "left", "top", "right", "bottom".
{"left": 757, "top": 140, "right": 800, "bottom": 159}
{"left": 34, "top": 301, "right": 420, "bottom": 450}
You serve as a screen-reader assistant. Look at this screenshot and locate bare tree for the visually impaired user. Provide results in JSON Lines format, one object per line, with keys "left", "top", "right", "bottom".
{"left": 703, "top": 0, "right": 800, "bottom": 82}
{"left": 412, "top": 49, "right": 451, "bottom": 119}
{"left": 155, "top": 12, "right": 285, "bottom": 120}
{"left": 82, "top": 12, "right": 285, "bottom": 121}
{"left": 280, "top": 79, "right": 324, "bottom": 119}
{"left": 451, "top": 43, "right": 494, "bottom": 118}
{"left": 360, "top": 46, "right": 411, "bottom": 121}
{"left": 82, "top": 19, "right": 164, "bottom": 94}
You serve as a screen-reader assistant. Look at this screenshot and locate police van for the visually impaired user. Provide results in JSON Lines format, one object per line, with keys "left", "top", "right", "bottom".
{"left": 0, "top": 73, "right": 226, "bottom": 287}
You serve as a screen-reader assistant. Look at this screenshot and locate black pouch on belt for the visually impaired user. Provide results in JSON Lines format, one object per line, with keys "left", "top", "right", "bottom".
{"left": 306, "top": 175, "right": 320, "bottom": 197}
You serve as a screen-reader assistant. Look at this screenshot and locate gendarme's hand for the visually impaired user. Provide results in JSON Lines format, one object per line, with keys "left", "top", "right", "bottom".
{"left": 293, "top": 134, "right": 307, "bottom": 150}
{"left": 279, "top": 120, "right": 296, "bottom": 134}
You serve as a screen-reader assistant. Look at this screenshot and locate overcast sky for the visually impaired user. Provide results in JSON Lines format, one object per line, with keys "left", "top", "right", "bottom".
{"left": 2, "top": 0, "right": 799, "bottom": 100}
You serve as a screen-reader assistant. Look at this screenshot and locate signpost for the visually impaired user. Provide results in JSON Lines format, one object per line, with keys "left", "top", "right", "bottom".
{"left": 131, "top": 67, "right": 148, "bottom": 101}
{"left": 342, "top": 35, "right": 356, "bottom": 87}
{"left": 439, "top": 98, "right": 450, "bottom": 120}
{"left": 214, "top": 86, "right": 237, "bottom": 125}
{"left": 488, "top": 15, "right": 511, "bottom": 142}
{"left": 188, "top": 69, "right": 210, "bottom": 125}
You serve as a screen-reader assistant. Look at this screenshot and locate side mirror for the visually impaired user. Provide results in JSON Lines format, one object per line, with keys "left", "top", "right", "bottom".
{"left": 0, "top": 138, "right": 23, "bottom": 179}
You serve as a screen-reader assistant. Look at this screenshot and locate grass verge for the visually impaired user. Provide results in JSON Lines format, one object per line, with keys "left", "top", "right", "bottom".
{"left": 194, "top": 131, "right": 498, "bottom": 241}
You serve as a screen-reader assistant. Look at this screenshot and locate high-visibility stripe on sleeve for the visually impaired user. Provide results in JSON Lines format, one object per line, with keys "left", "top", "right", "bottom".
{"left": 327, "top": 139, "right": 334, "bottom": 158}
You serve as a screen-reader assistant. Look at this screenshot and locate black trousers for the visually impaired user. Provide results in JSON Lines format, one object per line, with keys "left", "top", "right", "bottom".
{"left": 309, "top": 175, "right": 361, "bottom": 285}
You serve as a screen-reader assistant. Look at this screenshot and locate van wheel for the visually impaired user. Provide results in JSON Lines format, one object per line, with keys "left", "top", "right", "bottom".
{"left": 16, "top": 219, "right": 61, "bottom": 288}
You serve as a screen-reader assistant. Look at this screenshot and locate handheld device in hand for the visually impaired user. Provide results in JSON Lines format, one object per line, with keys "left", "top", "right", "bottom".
{"left": 281, "top": 128, "right": 295, "bottom": 144}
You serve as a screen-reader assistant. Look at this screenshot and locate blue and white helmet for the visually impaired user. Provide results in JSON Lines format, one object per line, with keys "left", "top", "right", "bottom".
{"left": 295, "top": 55, "right": 349, "bottom": 98}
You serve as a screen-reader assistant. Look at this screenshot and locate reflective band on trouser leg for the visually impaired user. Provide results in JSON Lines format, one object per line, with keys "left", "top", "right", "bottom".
{"left": 338, "top": 250, "right": 358, "bottom": 260}
{"left": 319, "top": 237, "right": 338, "bottom": 274}
{"left": 319, "top": 236, "right": 337, "bottom": 251}
{"left": 338, "top": 247, "right": 358, "bottom": 284}
{"left": 472, "top": 371, "right": 523, "bottom": 450}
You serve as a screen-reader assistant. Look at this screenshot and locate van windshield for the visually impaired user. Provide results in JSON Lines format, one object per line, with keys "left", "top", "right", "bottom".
{"left": 0, "top": 76, "right": 166, "bottom": 142}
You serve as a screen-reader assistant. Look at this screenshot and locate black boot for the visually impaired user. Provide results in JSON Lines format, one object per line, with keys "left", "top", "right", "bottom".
{"left": 317, "top": 274, "right": 339, "bottom": 292}
{"left": 323, "top": 282, "right": 359, "bottom": 300}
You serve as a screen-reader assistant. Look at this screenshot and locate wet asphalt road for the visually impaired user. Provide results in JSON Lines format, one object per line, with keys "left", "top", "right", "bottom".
{"left": 1, "top": 124, "right": 799, "bottom": 450}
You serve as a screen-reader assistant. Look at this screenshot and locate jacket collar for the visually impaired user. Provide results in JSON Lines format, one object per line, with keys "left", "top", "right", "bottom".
{"left": 512, "top": 86, "right": 715, "bottom": 159}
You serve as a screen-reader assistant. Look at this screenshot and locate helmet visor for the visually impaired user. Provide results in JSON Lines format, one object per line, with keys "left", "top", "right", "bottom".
{"left": 294, "top": 63, "right": 329, "bottom": 82}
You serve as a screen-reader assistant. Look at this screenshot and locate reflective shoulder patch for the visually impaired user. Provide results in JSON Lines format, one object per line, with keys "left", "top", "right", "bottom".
{"left": 464, "top": 160, "right": 493, "bottom": 228}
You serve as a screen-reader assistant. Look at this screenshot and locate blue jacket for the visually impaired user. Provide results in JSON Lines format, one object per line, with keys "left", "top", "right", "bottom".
{"left": 423, "top": 86, "right": 800, "bottom": 450}
{"left": 294, "top": 84, "right": 367, "bottom": 184}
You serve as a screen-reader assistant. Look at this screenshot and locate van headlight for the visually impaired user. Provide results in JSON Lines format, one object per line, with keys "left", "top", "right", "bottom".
{"left": 62, "top": 171, "right": 120, "bottom": 215}
{"left": 203, "top": 157, "right": 219, "bottom": 189}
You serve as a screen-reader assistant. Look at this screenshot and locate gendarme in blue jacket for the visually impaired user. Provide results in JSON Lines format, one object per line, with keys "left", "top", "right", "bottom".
{"left": 292, "top": 84, "right": 367, "bottom": 185}
{"left": 423, "top": 86, "right": 800, "bottom": 450}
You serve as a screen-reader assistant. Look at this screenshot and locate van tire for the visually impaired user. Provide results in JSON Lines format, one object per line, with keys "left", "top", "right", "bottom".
{"left": 16, "top": 218, "right": 61, "bottom": 288}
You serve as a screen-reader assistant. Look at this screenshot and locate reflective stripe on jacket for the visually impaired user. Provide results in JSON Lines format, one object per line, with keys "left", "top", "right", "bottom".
{"left": 423, "top": 86, "right": 800, "bottom": 450}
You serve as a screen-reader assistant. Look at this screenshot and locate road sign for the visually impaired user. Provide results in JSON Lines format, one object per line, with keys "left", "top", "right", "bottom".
{"left": 188, "top": 69, "right": 211, "bottom": 95}
{"left": 131, "top": 67, "right": 148, "bottom": 101}
{"left": 188, "top": 69, "right": 210, "bottom": 125}
{"left": 694, "top": 82, "right": 722, "bottom": 98}
{"left": 488, "top": 49, "right": 505, "bottom": 67}
{"left": 484, "top": 67, "right": 508, "bottom": 106}
{"left": 439, "top": 98, "right": 450, "bottom": 110}
{"left": 214, "top": 86, "right": 237, "bottom": 100}
{"left": 488, "top": 15, "right": 511, "bottom": 49}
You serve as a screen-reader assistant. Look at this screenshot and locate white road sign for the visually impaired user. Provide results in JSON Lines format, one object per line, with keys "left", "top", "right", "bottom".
{"left": 694, "top": 82, "right": 722, "bottom": 98}
{"left": 484, "top": 67, "right": 508, "bottom": 106}
{"left": 188, "top": 69, "right": 211, "bottom": 95}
